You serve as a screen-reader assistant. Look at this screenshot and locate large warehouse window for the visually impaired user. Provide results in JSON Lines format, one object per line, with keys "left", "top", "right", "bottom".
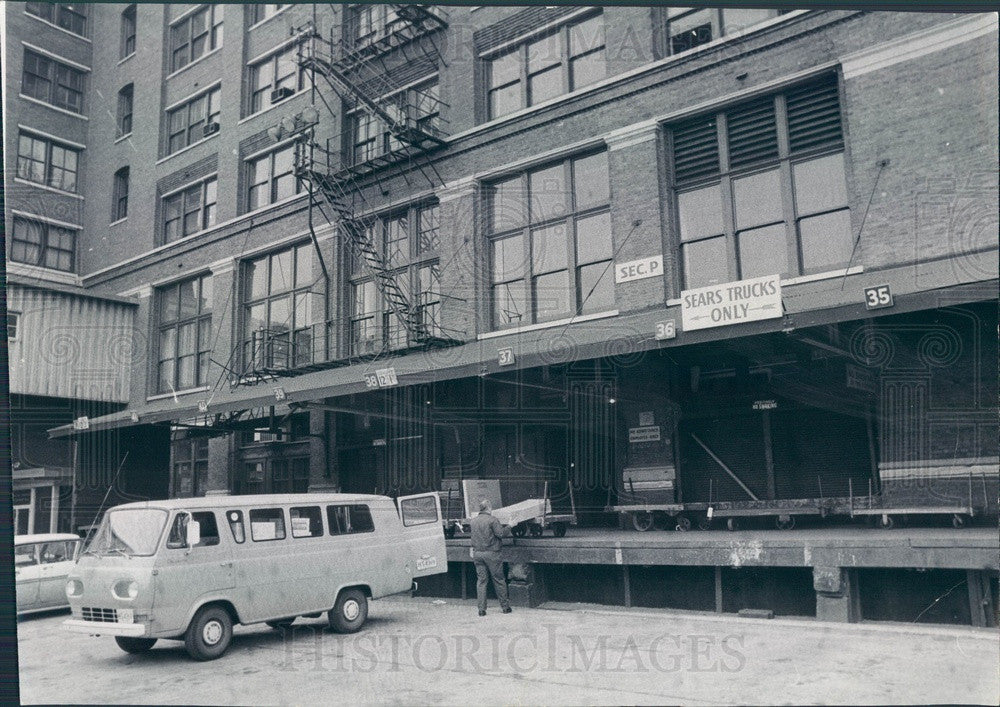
{"left": 247, "top": 40, "right": 308, "bottom": 115}
{"left": 156, "top": 274, "right": 213, "bottom": 393}
{"left": 25, "top": 3, "right": 88, "bottom": 37}
{"left": 166, "top": 85, "right": 221, "bottom": 154}
{"left": 21, "top": 49, "right": 85, "bottom": 114}
{"left": 348, "top": 79, "right": 440, "bottom": 166}
{"left": 9, "top": 217, "right": 76, "bottom": 272}
{"left": 669, "top": 74, "right": 852, "bottom": 289}
{"left": 16, "top": 131, "right": 80, "bottom": 192}
{"left": 162, "top": 177, "right": 218, "bottom": 243}
{"left": 486, "top": 150, "right": 613, "bottom": 330}
{"left": 169, "top": 4, "right": 224, "bottom": 73}
{"left": 246, "top": 143, "right": 301, "bottom": 210}
{"left": 663, "top": 7, "right": 785, "bottom": 56}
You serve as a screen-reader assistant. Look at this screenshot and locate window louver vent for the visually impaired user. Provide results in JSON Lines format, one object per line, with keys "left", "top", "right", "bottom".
{"left": 786, "top": 75, "right": 843, "bottom": 154}
{"left": 726, "top": 96, "right": 778, "bottom": 170}
{"left": 672, "top": 116, "right": 719, "bottom": 183}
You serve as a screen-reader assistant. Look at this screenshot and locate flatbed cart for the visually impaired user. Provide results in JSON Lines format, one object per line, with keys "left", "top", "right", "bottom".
{"left": 606, "top": 502, "right": 710, "bottom": 532}
{"left": 439, "top": 480, "right": 577, "bottom": 538}
{"left": 506, "top": 481, "right": 577, "bottom": 538}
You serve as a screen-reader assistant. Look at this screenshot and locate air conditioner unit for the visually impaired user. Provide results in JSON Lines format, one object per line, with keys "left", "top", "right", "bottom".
{"left": 203, "top": 122, "right": 220, "bottom": 137}
{"left": 270, "top": 87, "right": 295, "bottom": 104}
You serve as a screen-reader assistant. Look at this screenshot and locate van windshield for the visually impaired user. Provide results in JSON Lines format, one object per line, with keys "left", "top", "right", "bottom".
{"left": 85, "top": 509, "right": 168, "bottom": 557}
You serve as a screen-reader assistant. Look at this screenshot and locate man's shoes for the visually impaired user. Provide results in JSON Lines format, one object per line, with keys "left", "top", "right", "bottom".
{"left": 478, "top": 610, "right": 486, "bottom": 617}
{"left": 502, "top": 607, "right": 512, "bottom": 614}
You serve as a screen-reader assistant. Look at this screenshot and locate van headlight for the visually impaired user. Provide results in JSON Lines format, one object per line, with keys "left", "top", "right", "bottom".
{"left": 65, "top": 579, "right": 83, "bottom": 598}
{"left": 112, "top": 579, "right": 139, "bottom": 600}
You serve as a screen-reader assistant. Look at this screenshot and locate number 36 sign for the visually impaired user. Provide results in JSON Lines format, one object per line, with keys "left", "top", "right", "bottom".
{"left": 863, "top": 284, "right": 894, "bottom": 310}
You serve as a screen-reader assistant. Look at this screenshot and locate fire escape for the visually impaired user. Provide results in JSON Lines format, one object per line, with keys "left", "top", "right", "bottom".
{"left": 239, "top": 5, "right": 461, "bottom": 382}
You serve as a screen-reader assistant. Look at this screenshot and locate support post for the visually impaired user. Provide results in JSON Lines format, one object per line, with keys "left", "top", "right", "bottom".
{"left": 813, "top": 566, "right": 860, "bottom": 623}
{"left": 623, "top": 565, "right": 632, "bottom": 609}
{"left": 715, "top": 566, "right": 723, "bottom": 613}
{"left": 762, "top": 410, "right": 775, "bottom": 500}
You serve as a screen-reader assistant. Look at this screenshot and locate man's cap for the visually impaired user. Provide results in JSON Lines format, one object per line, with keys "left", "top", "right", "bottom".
{"left": 479, "top": 499, "right": 490, "bottom": 511}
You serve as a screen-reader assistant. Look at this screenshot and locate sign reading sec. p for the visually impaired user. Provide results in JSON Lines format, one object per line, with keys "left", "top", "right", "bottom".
{"left": 615, "top": 255, "right": 663, "bottom": 284}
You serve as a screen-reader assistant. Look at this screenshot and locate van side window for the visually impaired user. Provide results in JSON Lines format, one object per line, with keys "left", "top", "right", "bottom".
{"left": 40, "top": 541, "right": 73, "bottom": 563}
{"left": 227, "top": 510, "right": 246, "bottom": 543}
{"left": 400, "top": 495, "right": 438, "bottom": 526}
{"left": 167, "top": 511, "right": 221, "bottom": 548}
{"left": 15, "top": 545, "right": 37, "bottom": 566}
{"left": 326, "top": 504, "right": 375, "bottom": 535}
{"left": 249, "top": 508, "right": 286, "bottom": 541}
{"left": 289, "top": 506, "right": 323, "bottom": 538}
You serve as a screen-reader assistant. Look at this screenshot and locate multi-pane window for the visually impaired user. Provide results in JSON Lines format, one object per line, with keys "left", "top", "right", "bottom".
{"left": 665, "top": 7, "right": 784, "bottom": 56}
{"left": 349, "top": 203, "right": 441, "bottom": 354}
{"left": 163, "top": 177, "right": 218, "bottom": 243}
{"left": 169, "top": 4, "right": 224, "bottom": 72}
{"left": 250, "top": 4, "right": 287, "bottom": 25}
{"left": 16, "top": 132, "right": 80, "bottom": 192}
{"left": 349, "top": 80, "right": 440, "bottom": 165}
{"left": 112, "top": 167, "right": 130, "bottom": 221}
{"left": 157, "top": 274, "right": 213, "bottom": 393}
{"left": 120, "top": 5, "right": 137, "bottom": 58}
{"left": 671, "top": 74, "right": 852, "bottom": 290}
{"left": 10, "top": 217, "right": 76, "bottom": 272}
{"left": 25, "top": 3, "right": 87, "bottom": 37}
{"left": 246, "top": 143, "right": 300, "bottom": 209}
{"left": 487, "top": 151, "right": 613, "bottom": 329}
{"left": 348, "top": 3, "right": 402, "bottom": 48}
{"left": 171, "top": 434, "right": 208, "bottom": 497}
{"left": 486, "top": 13, "right": 605, "bottom": 120}
{"left": 22, "top": 49, "right": 85, "bottom": 114}
{"left": 166, "top": 85, "right": 221, "bottom": 154}
{"left": 8, "top": 313, "right": 20, "bottom": 342}
{"left": 247, "top": 42, "right": 308, "bottom": 114}
{"left": 117, "top": 84, "right": 133, "bottom": 137}
{"left": 244, "top": 243, "right": 318, "bottom": 370}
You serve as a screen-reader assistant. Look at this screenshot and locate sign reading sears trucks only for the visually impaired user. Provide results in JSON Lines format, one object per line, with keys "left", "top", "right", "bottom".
{"left": 681, "top": 274, "right": 782, "bottom": 332}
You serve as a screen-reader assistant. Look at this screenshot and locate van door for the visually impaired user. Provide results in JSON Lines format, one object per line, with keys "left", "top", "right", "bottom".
{"left": 396, "top": 493, "right": 447, "bottom": 578}
{"left": 15, "top": 543, "right": 40, "bottom": 609}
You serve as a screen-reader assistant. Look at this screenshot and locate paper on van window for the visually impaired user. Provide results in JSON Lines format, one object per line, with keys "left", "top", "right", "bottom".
{"left": 251, "top": 522, "right": 277, "bottom": 540}
{"left": 291, "top": 518, "right": 311, "bottom": 537}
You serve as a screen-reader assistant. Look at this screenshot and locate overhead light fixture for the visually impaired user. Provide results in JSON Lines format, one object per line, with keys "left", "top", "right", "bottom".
{"left": 608, "top": 397, "right": 617, "bottom": 405}
{"left": 300, "top": 105, "right": 319, "bottom": 125}
{"left": 280, "top": 115, "right": 297, "bottom": 134}
{"left": 267, "top": 124, "right": 284, "bottom": 142}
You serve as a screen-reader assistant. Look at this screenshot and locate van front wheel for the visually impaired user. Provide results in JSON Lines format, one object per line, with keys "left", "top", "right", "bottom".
{"left": 185, "top": 605, "right": 233, "bottom": 661}
{"left": 115, "top": 636, "right": 157, "bottom": 653}
{"left": 329, "top": 589, "right": 368, "bottom": 633}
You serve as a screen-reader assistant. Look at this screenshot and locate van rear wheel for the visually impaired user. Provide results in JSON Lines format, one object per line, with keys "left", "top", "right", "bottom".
{"left": 115, "top": 636, "right": 157, "bottom": 654}
{"left": 329, "top": 588, "right": 368, "bottom": 633}
{"left": 184, "top": 605, "right": 233, "bottom": 661}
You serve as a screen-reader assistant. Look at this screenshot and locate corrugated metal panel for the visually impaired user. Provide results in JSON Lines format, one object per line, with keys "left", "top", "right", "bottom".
{"left": 8, "top": 285, "right": 136, "bottom": 403}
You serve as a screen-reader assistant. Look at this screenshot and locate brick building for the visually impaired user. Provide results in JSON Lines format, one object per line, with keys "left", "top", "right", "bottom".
{"left": 4, "top": 4, "right": 998, "bottom": 621}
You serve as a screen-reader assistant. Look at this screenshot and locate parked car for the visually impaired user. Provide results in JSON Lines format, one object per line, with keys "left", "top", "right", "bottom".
{"left": 15, "top": 533, "right": 82, "bottom": 616}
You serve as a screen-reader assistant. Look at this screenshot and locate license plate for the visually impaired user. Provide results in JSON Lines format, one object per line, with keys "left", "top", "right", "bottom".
{"left": 118, "top": 608, "right": 134, "bottom": 624}
{"left": 416, "top": 556, "right": 437, "bottom": 571}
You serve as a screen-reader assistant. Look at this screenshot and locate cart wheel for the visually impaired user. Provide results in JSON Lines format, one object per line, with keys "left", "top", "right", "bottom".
{"left": 675, "top": 516, "right": 692, "bottom": 532}
{"left": 528, "top": 523, "right": 543, "bottom": 537}
{"left": 552, "top": 522, "right": 568, "bottom": 538}
{"left": 631, "top": 512, "right": 654, "bottom": 532}
{"left": 775, "top": 516, "right": 795, "bottom": 531}
{"left": 511, "top": 523, "right": 527, "bottom": 538}
{"left": 952, "top": 514, "right": 968, "bottom": 529}
{"left": 726, "top": 518, "right": 740, "bottom": 532}
{"left": 697, "top": 516, "right": 712, "bottom": 531}
{"left": 876, "top": 515, "right": 894, "bottom": 530}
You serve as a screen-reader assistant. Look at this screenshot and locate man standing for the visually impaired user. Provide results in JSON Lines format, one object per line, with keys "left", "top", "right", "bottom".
{"left": 469, "top": 499, "right": 512, "bottom": 616}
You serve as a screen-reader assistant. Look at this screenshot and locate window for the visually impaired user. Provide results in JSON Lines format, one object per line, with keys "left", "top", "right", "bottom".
{"left": 157, "top": 274, "right": 213, "bottom": 393}
{"left": 112, "top": 167, "right": 129, "bottom": 221}
{"left": 117, "top": 84, "right": 133, "bottom": 136}
{"left": 25, "top": 3, "right": 88, "bottom": 37}
{"left": 249, "top": 508, "right": 286, "bottom": 541}
{"left": 665, "top": 7, "right": 784, "bottom": 56}
{"left": 400, "top": 496, "right": 438, "bottom": 527}
{"left": 670, "top": 75, "right": 851, "bottom": 289}
{"left": 166, "top": 85, "right": 221, "bottom": 154}
{"left": 226, "top": 510, "right": 246, "bottom": 543}
{"left": 246, "top": 143, "right": 301, "bottom": 209}
{"left": 290, "top": 506, "right": 323, "bottom": 538}
{"left": 348, "top": 80, "right": 440, "bottom": 166}
{"left": 15, "top": 545, "right": 37, "bottom": 567}
{"left": 349, "top": 203, "right": 441, "bottom": 354}
{"left": 22, "top": 49, "right": 85, "bottom": 113}
{"left": 347, "top": 3, "right": 403, "bottom": 48}
{"left": 247, "top": 42, "right": 308, "bottom": 114}
{"left": 163, "top": 177, "right": 217, "bottom": 243}
{"left": 243, "top": 243, "right": 318, "bottom": 370}
{"left": 120, "top": 5, "right": 136, "bottom": 58}
{"left": 16, "top": 131, "right": 80, "bottom": 192}
{"left": 171, "top": 434, "right": 208, "bottom": 497}
{"left": 39, "top": 541, "right": 74, "bottom": 563}
{"left": 169, "top": 4, "right": 224, "bottom": 72}
{"left": 486, "top": 13, "right": 605, "bottom": 120}
{"left": 326, "top": 505, "right": 375, "bottom": 535}
{"left": 8, "top": 313, "right": 20, "bottom": 342}
{"left": 166, "top": 511, "right": 220, "bottom": 548}
{"left": 487, "top": 151, "right": 612, "bottom": 329}
{"left": 250, "top": 4, "right": 286, "bottom": 25}
{"left": 10, "top": 217, "right": 76, "bottom": 272}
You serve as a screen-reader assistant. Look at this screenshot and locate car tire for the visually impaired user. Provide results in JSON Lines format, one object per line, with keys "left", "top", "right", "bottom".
{"left": 115, "top": 636, "right": 157, "bottom": 654}
{"left": 329, "top": 588, "right": 368, "bottom": 634}
{"left": 184, "top": 605, "right": 233, "bottom": 661}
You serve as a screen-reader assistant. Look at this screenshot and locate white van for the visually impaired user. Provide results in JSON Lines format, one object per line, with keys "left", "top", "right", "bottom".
{"left": 63, "top": 492, "right": 445, "bottom": 660}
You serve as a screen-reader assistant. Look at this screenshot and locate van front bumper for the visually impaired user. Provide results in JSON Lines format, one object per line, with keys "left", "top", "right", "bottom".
{"left": 63, "top": 619, "right": 147, "bottom": 637}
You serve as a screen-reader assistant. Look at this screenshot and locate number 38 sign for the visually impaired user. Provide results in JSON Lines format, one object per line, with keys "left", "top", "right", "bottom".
{"left": 863, "top": 284, "right": 894, "bottom": 310}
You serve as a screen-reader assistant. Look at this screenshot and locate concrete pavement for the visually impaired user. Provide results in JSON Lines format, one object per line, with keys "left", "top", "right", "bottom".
{"left": 17, "top": 596, "right": 1000, "bottom": 705}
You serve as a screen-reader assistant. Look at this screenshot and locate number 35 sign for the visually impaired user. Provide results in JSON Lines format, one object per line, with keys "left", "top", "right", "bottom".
{"left": 863, "top": 284, "right": 894, "bottom": 310}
